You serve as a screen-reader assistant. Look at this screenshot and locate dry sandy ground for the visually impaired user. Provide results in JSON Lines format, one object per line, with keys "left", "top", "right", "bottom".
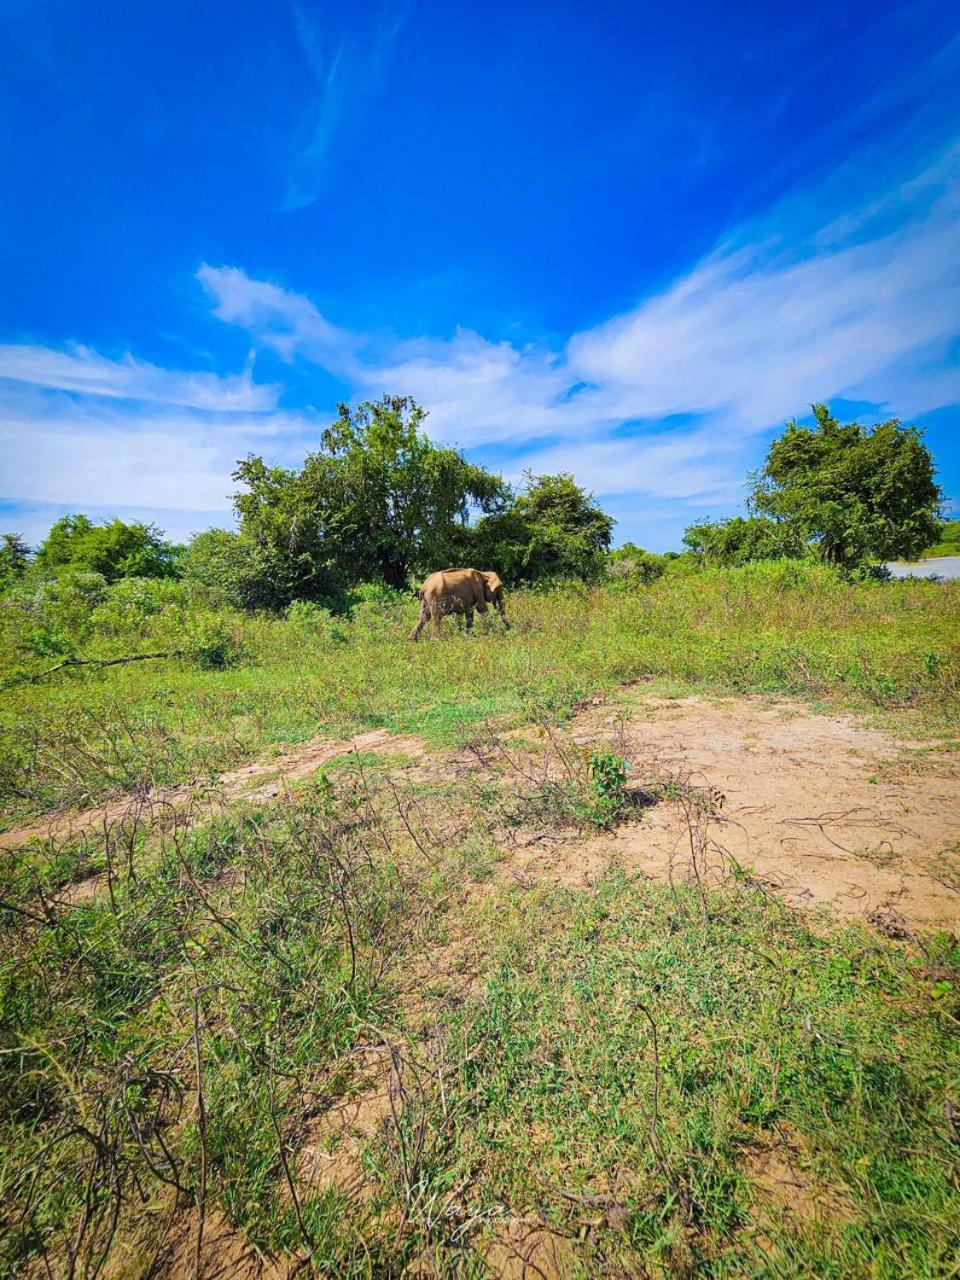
{"left": 0, "top": 727, "right": 427, "bottom": 853}
{"left": 530, "top": 694, "right": 959, "bottom": 933}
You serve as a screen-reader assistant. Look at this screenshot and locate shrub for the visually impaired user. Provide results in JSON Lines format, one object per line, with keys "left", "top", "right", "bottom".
{"left": 90, "top": 577, "right": 210, "bottom": 637}
{"left": 607, "top": 543, "right": 667, "bottom": 585}
{"left": 586, "top": 750, "right": 631, "bottom": 827}
{"left": 183, "top": 611, "right": 244, "bottom": 669}
{"left": 2, "top": 571, "right": 108, "bottom": 644}
{"left": 682, "top": 515, "right": 808, "bottom": 566}
{"left": 285, "top": 599, "right": 347, "bottom": 644}
{"left": 34, "top": 515, "right": 180, "bottom": 581}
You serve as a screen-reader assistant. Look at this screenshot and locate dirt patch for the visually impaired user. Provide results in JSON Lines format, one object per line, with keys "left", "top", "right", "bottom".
{"left": 296, "top": 1051, "right": 396, "bottom": 1202}
{"left": 481, "top": 1218, "right": 579, "bottom": 1280}
{"left": 512, "top": 695, "right": 960, "bottom": 933}
{"left": 97, "top": 1197, "right": 292, "bottom": 1280}
{"left": 8, "top": 693, "right": 959, "bottom": 938}
{"left": 743, "top": 1126, "right": 854, "bottom": 1235}
{"left": 0, "top": 728, "right": 429, "bottom": 853}
{"left": 148, "top": 1207, "right": 292, "bottom": 1280}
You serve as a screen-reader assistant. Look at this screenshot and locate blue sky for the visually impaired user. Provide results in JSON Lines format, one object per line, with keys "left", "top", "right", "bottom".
{"left": 1, "top": 0, "right": 958, "bottom": 551}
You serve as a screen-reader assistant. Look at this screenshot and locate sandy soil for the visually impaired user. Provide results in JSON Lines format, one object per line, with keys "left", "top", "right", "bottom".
{"left": 6, "top": 693, "right": 959, "bottom": 935}
{"left": 545, "top": 694, "right": 960, "bottom": 933}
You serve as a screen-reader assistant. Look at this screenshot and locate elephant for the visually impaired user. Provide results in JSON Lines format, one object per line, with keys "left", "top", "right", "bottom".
{"left": 410, "top": 568, "right": 510, "bottom": 640}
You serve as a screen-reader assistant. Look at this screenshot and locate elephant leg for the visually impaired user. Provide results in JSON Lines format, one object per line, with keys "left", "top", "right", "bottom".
{"left": 498, "top": 602, "right": 510, "bottom": 629}
{"left": 410, "top": 601, "right": 430, "bottom": 641}
{"left": 432, "top": 607, "right": 443, "bottom": 636}
{"left": 465, "top": 608, "right": 474, "bottom": 631}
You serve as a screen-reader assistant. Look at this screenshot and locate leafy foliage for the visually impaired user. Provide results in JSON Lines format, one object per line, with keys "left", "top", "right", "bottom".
{"left": 586, "top": 749, "right": 631, "bottom": 827}
{"left": 922, "top": 518, "right": 960, "bottom": 558}
{"left": 606, "top": 542, "right": 671, "bottom": 583}
{"left": 180, "top": 527, "right": 277, "bottom": 610}
{"left": 0, "top": 533, "right": 30, "bottom": 593}
{"left": 682, "top": 515, "right": 808, "bottom": 565}
{"left": 34, "top": 514, "right": 181, "bottom": 582}
{"left": 233, "top": 396, "right": 508, "bottom": 605}
{"left": 471, "top": 471, "right": 614, "bottom": 583}
{"left": 750, "top": 403, "right": 942, "bottom": 567}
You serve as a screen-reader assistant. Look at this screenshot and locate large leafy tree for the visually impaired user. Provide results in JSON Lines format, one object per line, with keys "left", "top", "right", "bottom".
{"left": 34, "top": 515, "right": 180, "bottom": 582}
{"left": 233, "top": 395, "right": 508, "bottom": 600}
{"left": 472, "top": 472, "right": 614, "bottom": 582}
{"left": 750, "top": 404, "right": 942, "bottom": 567}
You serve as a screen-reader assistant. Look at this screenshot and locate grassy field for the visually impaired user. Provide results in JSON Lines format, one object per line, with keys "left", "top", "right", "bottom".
{"left": 2, "top": 563, "right": 959, "bottom": 1278}
{"left": 921, "top": 520, "right": 960, "bottom": 558}
{"left": 2, "top": 562, "right": 958, "bottom": 827}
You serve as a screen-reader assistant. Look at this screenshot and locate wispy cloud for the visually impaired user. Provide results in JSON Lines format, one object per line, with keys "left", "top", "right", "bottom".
{"left": 198, "top": 265, "right": 359, "bottom": 370}
{"left": 567, "top": 151, "right": 960, "bottom": 430}
{"left": 204, "top": 134, "right": 960, "bottom": 504}
{"left": 0, "top": 383, "right": 317, "bottom": 518}
{"left": 283, "top": 0, "right": 409, "bottom": 211}
{"left": 0, "top": 342, "right": 280, "bottom": 412}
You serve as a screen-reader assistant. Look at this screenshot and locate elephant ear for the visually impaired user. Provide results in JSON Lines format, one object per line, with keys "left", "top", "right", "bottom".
{"left": 480, "top": 572, "right": 496, "bottom": 602}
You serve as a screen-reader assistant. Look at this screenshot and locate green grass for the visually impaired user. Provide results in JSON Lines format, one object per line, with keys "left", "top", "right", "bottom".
{"left": 423, "top": 875, "right": 960, "bottom": 1277}
{"left": 1, "top": 731, "right": 959, "bottom": 1277}
{"left": 920, "top": 520, "right": 960, "bottom": 559}
{"left": 0, "top": 792, "right": 419, "bottom": 1277}
{"left": 2, "top": 562, "right": 958, "bottom": 827}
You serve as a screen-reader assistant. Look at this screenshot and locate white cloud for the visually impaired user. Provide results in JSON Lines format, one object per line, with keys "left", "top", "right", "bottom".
{"left": 0, "top": 386, "right": 319, "bottom": 514}
{"left": 568, "top": 164, "right": 960, "bottom": 429}
{"left": 202, "top": 135, "right": 959, "bottom": 507}
{"left": 0, "top": 342, "right": 280, "bottom": 411}
{"left": 198, "top": 265, "right": 359, "bottom": 371}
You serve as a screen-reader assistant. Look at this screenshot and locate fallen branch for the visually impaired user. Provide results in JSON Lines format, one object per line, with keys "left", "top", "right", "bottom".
{"left": 27, "top": 651, "right": 184, "bottom": 683}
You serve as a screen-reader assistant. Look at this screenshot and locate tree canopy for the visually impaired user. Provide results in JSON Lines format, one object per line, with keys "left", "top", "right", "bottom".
{"left": 34, "top": 515, "right": 180, "bottom": 582}
{"left": 682, "top": 516, "right": 807, "bottom": 566}
{"left": 232, "top": 396, "right": 509, "bottom": 603}
{"left": 749, "top": 404, "right": 941, "bottom": 567}
{"left": 470, "top": 472, "right": 615, "bottom": 583}
{"left": 683, "top": 405, "right": 942, "bottom": 569}
{"left": 0, "top": 533, "right": 30, "bottom": 593}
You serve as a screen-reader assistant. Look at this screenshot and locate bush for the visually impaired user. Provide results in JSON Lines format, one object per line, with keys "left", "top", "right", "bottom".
{"left": 34, "top": 515, "right": 180, "bottom": 582}
{"left": 1, "top": 571, "right": 109, "bottom": 648}
{"left": 607, "top": 543, "right": 667, "bottom": 585}
{"left": 285, "top": 599, "right": 347, "bottom": 644}
{"left": 347, "top": 581, "right": 410, "bottom": 608}
{"left": 183, "top": 611, "right": 244, "bottom": 669}
{"left": 90, "top": 577, "right": 211, "bottom": 637}
{"left": 682, "top": 515, "right": 809, "bottom": 566}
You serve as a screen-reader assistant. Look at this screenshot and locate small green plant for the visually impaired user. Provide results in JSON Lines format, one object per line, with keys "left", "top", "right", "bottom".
{"left": 586, "top": 749, "right": 630, "bottom": 828}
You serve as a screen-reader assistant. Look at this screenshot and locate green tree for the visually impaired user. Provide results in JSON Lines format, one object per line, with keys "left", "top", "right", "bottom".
{"left": 34, "top": 515, "right": 180, "bottom": 582}
{"left": 607, "top": 542, "right": 667, "bottom": 583}
{"left": 682, "top": 515, "right": 808, "bottom": 566}
{"left": 750, "top": 404, "right": 942, "bottom": 567}
{"left": 0, "top": 533, "right": 30, "bottom": 592}
{"left": 180, "top": 528, "right": 270, "bottom": 609}
{"left": 234, "top": 395, "right": 508, "bottom": 601}
{"left": 473, "top": 472, "right": 614, "bottom": 583}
